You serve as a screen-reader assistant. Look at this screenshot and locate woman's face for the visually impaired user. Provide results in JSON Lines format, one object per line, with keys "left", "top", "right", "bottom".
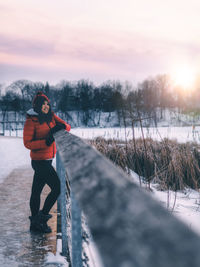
{"left": 41, "top": 100, "right": 50, "bottom": 114}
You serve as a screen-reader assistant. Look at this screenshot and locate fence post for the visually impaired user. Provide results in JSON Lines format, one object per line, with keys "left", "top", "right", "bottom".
{"left": 16, "top": 122, "right": 18, "bottom": 137}
{"left": 9, "top": 123, "right": 11, "bottom": 136}
{"left": 71, "top": 191, "right": 82, "bottom": 267}
{"left": 56, "top": 152, "right": 68, "bottom": 257}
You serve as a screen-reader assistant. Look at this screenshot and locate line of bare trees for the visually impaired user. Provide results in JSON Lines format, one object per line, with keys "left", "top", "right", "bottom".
{"left": 0, "top": 74, "right": 200, "bottom": 126}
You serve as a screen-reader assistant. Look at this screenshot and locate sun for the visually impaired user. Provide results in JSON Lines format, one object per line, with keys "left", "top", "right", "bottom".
{"left": 171, "top": 65, "right": 196, "bottom": 90}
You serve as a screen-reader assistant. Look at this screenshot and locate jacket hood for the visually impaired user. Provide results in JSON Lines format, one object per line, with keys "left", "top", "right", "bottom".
{"left": 27, "top": 108, "right": 38, "bottom": 116}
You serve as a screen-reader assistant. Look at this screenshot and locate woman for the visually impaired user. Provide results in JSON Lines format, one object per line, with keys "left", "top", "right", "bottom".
{"left": 23, "top": 91, "right": 71, "bottom": 233}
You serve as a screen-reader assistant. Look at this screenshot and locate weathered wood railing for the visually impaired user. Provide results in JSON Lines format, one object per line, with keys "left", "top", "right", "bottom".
{"left": 54, "top": 129, "right": 200, "bottom": 267}
{"left": 56, "top": 152, "right": 82, "bottom": 266}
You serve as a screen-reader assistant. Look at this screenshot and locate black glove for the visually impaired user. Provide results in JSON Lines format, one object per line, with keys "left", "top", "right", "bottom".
{"left": 51, "top": 122, "right": 66, "bottom": 134}
{"left": 46, "top": 132, "right": 55, "bottom": 146}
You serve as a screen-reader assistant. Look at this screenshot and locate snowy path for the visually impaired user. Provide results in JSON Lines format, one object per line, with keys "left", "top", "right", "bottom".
{"left": 0, "top": 167, "right": 58, "bottom": 267}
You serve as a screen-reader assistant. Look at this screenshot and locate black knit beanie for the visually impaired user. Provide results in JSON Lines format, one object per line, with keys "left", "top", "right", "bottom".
{"left": 33, "top": 91, "right": 52, "bottom": 124}
{"left": 33, "top": 91, "right": 50, "bottom": 114}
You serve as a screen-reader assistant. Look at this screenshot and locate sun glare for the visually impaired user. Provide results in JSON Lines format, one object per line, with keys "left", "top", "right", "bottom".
{"left": 172, "top": 66, "right": 196, "bottom": 90}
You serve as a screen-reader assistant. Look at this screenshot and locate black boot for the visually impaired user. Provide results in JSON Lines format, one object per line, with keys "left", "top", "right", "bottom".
{"left": 38, "top": 210, "right": 52, "bottom": 222}
{"left": 29, "top": 215, "right": 42, "bottom": 232}
{"left": 29, "top": 213, "right": 52, "bottom": 233}
{"left": 37, "top": 211, "right": 52, "bottom": 233}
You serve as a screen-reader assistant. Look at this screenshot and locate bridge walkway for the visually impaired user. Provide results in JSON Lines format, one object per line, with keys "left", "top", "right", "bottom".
{"left": 0, "top": 167, "right": 59, "bottom": 267}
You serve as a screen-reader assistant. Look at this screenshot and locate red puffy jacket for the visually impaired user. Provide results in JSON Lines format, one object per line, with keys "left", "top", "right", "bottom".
{"left": 23, "top": 111, "right": 71, "bottom": 160}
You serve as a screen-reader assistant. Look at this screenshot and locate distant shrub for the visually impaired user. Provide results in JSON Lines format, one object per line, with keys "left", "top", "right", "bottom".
{"left": 90, "top": 137, "right": 200, "bottom": 191}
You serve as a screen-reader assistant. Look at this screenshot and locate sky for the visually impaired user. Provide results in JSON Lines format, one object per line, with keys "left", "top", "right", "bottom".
{"left": 0, "top": 0, "right": 200, "bottom": 86}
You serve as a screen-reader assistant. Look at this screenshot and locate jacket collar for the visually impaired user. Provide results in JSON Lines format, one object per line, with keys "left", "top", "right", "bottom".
{"left": 27, "top": 108, "right": 38, "bottom": 116}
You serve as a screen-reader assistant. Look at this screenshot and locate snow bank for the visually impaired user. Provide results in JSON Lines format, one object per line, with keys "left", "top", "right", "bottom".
{"left": 45, "top": 239, "right": 69, "bottom": 266}
{"left": 0, "top": 136, "right": 30, "bottom": 184}
{"left": 130, "top": 170, "right": 200, "bottom": 236}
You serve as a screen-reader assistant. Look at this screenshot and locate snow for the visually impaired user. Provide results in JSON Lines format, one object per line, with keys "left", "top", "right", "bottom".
{"left": 82, "top": 216, "right": 105, "bottom": 267}
{"left": 153, "top": 188, "right": 200, "bottom": 235}
{"left": 130, "top": 170, "right": 200, "bottom": 236}
{"left": 46, "top": 239, "right": 69, "bottom": 266}
{"left": 70, "top": 126, "right": 200, "bottom": 144}
{"left": 0, "top": 136, "right": 30, "bottom": 184}
{"left": 5, "top": 126, "right": 200, "bottom": 144}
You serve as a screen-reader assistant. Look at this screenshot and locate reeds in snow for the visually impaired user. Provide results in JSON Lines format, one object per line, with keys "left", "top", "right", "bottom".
{"left": 90, "top": 137, "right": 200, "bottom": 191}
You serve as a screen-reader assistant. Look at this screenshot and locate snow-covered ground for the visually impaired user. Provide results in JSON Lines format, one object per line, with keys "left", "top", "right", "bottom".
{"left": 1, "top": 127, "right": 200, "bottom": 266}
{"left": 0, "top": 136, "right": 30, "bottom": 183}
{"left": 130, "top": 170, "right": 200, "bottom": 236}
{"left": 71, "top": 126, "right": 200, "bottom": 144}
{"left": 3, "top": 125, "right": 200, "bottom": 144}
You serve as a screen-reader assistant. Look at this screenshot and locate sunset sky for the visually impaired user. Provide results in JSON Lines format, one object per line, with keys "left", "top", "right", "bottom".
{"left": 0, "top": 0, "right": 200, "bottom": 85}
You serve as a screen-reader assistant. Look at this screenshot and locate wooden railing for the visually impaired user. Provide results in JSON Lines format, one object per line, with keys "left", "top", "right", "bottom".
{"left": 54, "top": 129, "right": 200, "bottom": 267}
{"left": 56, "top": 152, "right": 82, "bottom": 266}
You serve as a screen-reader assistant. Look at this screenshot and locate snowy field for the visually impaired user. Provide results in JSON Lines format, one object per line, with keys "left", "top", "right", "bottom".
{"left": 71, "top": 126, "right": 200, "bottom": 144}
{"left": 3, "top": 125, "right": 200, "bottom": 144}
{"left": 1, "top": 127, "right": 200, "bottom": 266}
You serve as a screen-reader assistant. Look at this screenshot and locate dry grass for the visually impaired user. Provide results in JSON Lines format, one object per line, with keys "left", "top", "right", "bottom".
{"left": 90, "top": 137, "right": 200, "bottom": 191}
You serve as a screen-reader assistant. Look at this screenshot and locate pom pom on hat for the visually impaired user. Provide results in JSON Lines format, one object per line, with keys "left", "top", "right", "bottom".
{"left": 33, "top": 91, "right": 49, "bottom": 105}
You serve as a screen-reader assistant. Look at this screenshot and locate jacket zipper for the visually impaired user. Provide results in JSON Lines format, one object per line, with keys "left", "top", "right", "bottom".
{"left": 47, "top": 122, "right": 54, "bottom": 158}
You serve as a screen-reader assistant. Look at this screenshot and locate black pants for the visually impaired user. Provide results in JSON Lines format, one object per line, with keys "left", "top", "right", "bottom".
{"left": 30, "top": 160, "right": 60, "bottom": 216}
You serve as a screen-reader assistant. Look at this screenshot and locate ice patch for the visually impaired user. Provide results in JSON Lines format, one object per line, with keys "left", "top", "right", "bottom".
{"left": 45, "top": 239, "right": 69, "bottom": 266}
